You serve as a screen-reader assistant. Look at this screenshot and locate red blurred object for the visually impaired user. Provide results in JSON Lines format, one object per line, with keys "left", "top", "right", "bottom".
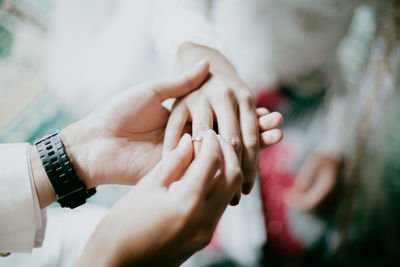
{"left": 257, "top": 87, "right": 303, "bottom": 259}
{"left": 259, "top": 141, "right": 303, "bottom": 258}
{"left": 256, "top": 89, "right": 287, "bottom": 111}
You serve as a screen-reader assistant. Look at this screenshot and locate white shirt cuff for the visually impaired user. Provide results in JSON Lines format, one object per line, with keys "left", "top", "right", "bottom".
{"left": 27, "top": 145, "right": 47, "bottom": 248}
{"left": 0, "top": 143, "right": 46, "bottom": 253}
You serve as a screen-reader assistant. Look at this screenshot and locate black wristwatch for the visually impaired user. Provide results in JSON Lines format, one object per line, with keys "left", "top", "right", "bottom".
{"left": 34, "top": 131, "right": 96, "bottom": 208}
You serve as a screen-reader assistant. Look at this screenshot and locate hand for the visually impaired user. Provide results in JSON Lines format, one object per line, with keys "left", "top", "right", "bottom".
{"left": 77, "top": 130, "right": 244, "bottom": 267}
{"left": 60, "top": 60, "right": 210, "bottom": 188}
{"left": 31, "top": 60, "right": 210, "bottom": 209}
{"left": 284, "top": 153, "right": 341, "bottom": 212}
{"left": 164, "top": 43, "right": 282, "bottom": 203}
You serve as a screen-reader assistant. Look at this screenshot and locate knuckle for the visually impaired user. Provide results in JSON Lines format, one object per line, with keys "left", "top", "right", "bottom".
{"left": 222, "top": 87, "right": 235, "bottom": 99}
{"left": 238, "top": 91, "right": 254, "bottom": 106}
{"left": 226, "top": 136, "right": 242, "bottom": 152}
{"left": 243, "top": 135, "right": 259, "bottom": 149}
{"left": 194, "top": 225, "right": 214, "bottom": 248}
{"left": 200, "top": 232, "right": 214, "bottom": 248}
{"left": 194, "top": 122, "right": 211, "bottom": 133}
{"left": 215, "top": 84, "right": 234, "bottom": 99}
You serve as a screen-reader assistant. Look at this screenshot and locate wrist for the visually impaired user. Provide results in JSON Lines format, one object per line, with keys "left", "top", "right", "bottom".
{"left": 178, "top": 42, "right": 237, "bottom": 78}
{"left": 60, "top": 121, "right": 96, "bottom": 188}
{"left": 30, "top": 145, "right": 56, "bottom": 209}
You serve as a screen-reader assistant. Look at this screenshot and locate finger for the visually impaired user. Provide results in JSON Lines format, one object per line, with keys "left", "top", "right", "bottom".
{"left": 179, "top": 130, "right": 222, "bottom": 198}
{"left": 293, "top": 155, "right": 321, "bottom": 193}
{"left": 256, "top": 107, "right": 270, "bottom": 116}
{"left": 238, "top": 91, "right": 259, "bottom": 195}
{"left": 163, "top": 103, "right": 190, "bottom": 157}
{"left": 260, "top": 129, "right": 283, "bottom": 149}
{"left": 211, "top": 91, "right": 242, "bottom": 159}
{"left": 151, "top": 60, "right": 209, "bottom": 100}
{"left": 258, "top": 112, "right": 283, "bottom": 131}
{"left": 286, "top": 165, "right": 337, "bottom": 212}
{"left": 190, "top": 101, "right": 214, "bottom": 153}
{"left": 156, "top": 134, "right": 194, "bottom": 187}
{"left": 211, "top": 94, "right": 243, "bottom": 204}
{"left": 302, "top": 165, "right": 337, "bottom": 211}
{"left": 210, "top": 135, "right": 244, "bottom": 207}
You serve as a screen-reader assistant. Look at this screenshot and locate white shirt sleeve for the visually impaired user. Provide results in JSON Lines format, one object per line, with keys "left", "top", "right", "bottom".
{"left": 151, "top": 0, "right": 224, "bottom": 74}
{"left": 0, "top": 143, "right": 45, "bottom": 253}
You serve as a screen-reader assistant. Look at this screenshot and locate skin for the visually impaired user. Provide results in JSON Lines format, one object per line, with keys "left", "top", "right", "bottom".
{"left": 31, "top": 60, "right": 212, "bottom": 209}
{"left": 77, "top": 131, "right": 245, "bottom": 267}
{"left": 31, "top": 60, "right": 283, "bottom": 209}
{"left": 164, "top": 43, "right": 283, "bottom": 205}
{"left": 27, "top": 60, "right": 283, "bottom": 265}
{"left": 284, "top": 153, "right": 341, "bottom": 212}
{"left": 165, "top": 43, "right": 335, "bottom": 211}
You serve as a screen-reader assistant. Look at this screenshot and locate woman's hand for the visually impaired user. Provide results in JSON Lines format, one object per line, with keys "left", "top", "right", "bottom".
{"left": 78, "top": 131, "right": 244, "bottom": 267}
{"left": 164, "top": 43, "right": 283, "bottom": 203}
{"left": 59, "top": 60, "right": 210, "bottom": 188}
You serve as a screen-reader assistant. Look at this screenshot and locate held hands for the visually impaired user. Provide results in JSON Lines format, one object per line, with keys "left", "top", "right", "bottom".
{"left": 78, "top": 131, "right": 244, "bottom": 267}
{"left": 164, "top": 43, "right": 283, "bottom": 204}
{"left": 32, "top": 58, "right": 282, "bottom": 209}
{"left": 60, "top": 55, "right": 282, "bottom": 191}
{"left": 60, "top": 60, "right": 211, "bottom": 189}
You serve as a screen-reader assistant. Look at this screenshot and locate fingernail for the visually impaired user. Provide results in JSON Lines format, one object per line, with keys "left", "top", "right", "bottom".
{"left": 242, "top": 183, "right": 252, "bottom": 195}
{"left": 197, "top": 59, "right": 207, "bottom": 66}
{"left": 178, "top": 133, "right": 191, "bottom": 148}
{"left": 230, "top": 194, "right": 239, "bottom": 206}
{"left": 192, "top": 59, "right": 208, "bottom": 72}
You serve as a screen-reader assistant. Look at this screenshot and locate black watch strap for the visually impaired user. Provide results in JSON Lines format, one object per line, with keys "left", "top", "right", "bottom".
{"left": 34, "top": 131, "right": 96, "bottom": 208}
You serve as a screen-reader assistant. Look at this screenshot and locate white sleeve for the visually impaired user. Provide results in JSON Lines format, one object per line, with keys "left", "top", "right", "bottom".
{"left": 151, "top": 0, "right": 224, "bottom": 74}
{"left": 0, "top": 143, "right": 45, "bottom": 253}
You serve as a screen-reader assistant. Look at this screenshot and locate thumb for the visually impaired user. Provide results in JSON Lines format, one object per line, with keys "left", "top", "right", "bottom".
{"left": 151, "top": 60, "right": 210, "bottom": 100}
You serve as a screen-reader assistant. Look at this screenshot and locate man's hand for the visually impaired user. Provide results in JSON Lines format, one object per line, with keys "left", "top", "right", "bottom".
{"left": 57, "top": 60, "right": 210, "bottom": 189}
{"left": 164, "top": 43, "right": 282, "bottom": 204}
{"left": 77, "top": 131, "right": 244, "bottom": 266}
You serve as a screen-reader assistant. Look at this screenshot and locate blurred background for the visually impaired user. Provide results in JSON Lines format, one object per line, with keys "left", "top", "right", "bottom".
{"left": 1, "top": 0, "right": 400, "bottom": 266}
